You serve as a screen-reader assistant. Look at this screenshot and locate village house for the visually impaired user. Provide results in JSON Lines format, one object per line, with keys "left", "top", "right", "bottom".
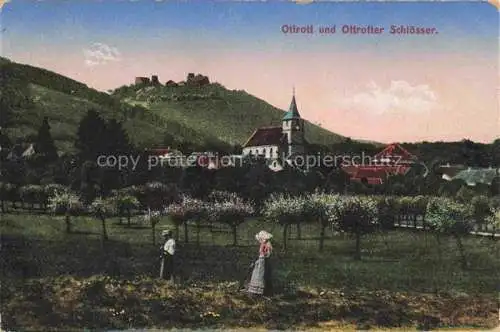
{"left": 341, "top": 143, "right": 418, "bottom": 185}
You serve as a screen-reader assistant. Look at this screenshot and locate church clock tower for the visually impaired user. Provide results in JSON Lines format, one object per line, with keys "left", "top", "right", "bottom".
{"left": 282, "top": 89, "right": 305, "bottom": 157}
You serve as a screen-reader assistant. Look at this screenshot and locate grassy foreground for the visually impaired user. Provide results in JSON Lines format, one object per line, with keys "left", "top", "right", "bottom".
{"left": 1, "top": 211, "right": 499, "bottom": 331}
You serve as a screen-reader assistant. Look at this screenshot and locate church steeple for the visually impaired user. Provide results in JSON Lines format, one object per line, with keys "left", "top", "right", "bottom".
{"left": 282, "top": 89, "right": 305, "bottom": 157}
{"left": 283, "top": 87, "right": 301, "bottom": 120}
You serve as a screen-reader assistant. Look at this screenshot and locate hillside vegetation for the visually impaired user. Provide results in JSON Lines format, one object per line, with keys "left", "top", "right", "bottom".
{"left": 0, "top": 57, "right": 345, "bottom": 154}
{"left": 112, "top": 82, "right": 346, "bottom": 147}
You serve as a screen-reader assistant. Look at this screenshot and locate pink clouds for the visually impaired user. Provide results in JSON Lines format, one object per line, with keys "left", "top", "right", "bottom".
{"left": 8, "top": 45, "right": 498, "bottom": 143}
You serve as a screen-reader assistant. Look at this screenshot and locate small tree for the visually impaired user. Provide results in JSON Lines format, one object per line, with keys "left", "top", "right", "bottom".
{"left": 165, "top": 203, "right": 188, "bottom": 241}
{"left": 471, "top": 195, "right": 493, "bottom": 231}
{"left": 328, "top": 196, "right": 379, "bottom": 260}
{"left": 262, "top": 194, "right": 309, "bottom": 251}
{"left": 308, "top": 193, "right": 340, "bottom": 252}
{"left": 90, "top": 197, "right": 116, "bottom": 241}
{"left": 207, "top": 194, "right": 254, "bottom": 246}
{"left": 426, "top": 197, "right": 474, "bottom": 268}
{"left": 48, "top": 191, "right": 84, "bottom": 233}
{"left": 165, "top": 195, "right": 213, "bottom": 244}
{"left": 111, "top": 190, "right": 140, "bottom": 227}
{"left": 144, "top": 209, "right": 162, "bottom": 245}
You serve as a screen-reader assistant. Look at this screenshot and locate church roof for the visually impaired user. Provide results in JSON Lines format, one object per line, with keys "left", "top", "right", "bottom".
{"left": 243, "top": 126, "right": 286, "bottom": 148}
{"left": 283, "top": 95, "right": 301, "bottom": 120}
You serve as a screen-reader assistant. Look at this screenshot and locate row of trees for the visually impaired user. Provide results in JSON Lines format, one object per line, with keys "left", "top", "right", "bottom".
{"left": 35, "top": 181, "right": 500, "bottom": 268}
{"left": 262, "top": 193, "right": 499, "bottom": 266}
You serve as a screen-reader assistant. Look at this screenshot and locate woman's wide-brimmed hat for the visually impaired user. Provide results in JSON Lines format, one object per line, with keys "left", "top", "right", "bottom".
{"left": 161, "top": 229, "right": 172, "bottom": 236}
{"left": 255, "top": 230, "right": 272, "bottom": 242}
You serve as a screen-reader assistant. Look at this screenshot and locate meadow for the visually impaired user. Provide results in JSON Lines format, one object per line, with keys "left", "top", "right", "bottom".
{"left": 1, "top": 208, "right": 498, "bottom": 331}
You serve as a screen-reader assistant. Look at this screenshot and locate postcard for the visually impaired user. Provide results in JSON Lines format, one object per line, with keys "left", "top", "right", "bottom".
{"left": 0, "top": 0, "right": 498, "bottom": 331}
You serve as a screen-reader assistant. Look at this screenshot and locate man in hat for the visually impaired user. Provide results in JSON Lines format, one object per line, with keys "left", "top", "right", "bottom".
{"left": 160, "top": 229, "right": 176, "bottom": 283}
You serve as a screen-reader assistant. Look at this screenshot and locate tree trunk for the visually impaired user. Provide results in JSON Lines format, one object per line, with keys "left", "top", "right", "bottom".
{"left": 65, "top": 213, "right": 71, "bottom": 233}
{"left": 196, "top": 221, "right": 200, "bottom": 246}
{"left": 282, "top": 224, "right": 289, "bottom": 251}
{"left": 354, "top": 231, "right": 361, "bottom": 260}
{"left": 152, "top": 223, "right": 156, "bottom": 245}
{"left": 232, "top": 224, "right": 238, "bottom": 246}
{"left": 319, "top": 223, "right": 326, "bottom": 252}
{"left": 1, "top": 200, "right": 5, "bottom": 213}
{"left": 184, "top": 221, "right": 189, "bottom": 243}
{"left": 297, "top": 222, "right": 302, "bottom": 240}
{"left": 175, "top": 223, "right": 180, "bottom": 242}
{"left": 101, "top": 216, "right": 108, "bottom": 241}
{"left": 127, "top": 208, "right": 131, "bottom": 227}
{"left": 118, "top": 207, "right": 123, "bottom": 224}
{"left": 455, "top": 235, "right": 468, "bottom": 269}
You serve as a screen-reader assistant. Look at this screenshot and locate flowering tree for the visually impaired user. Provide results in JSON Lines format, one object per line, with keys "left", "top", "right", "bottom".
{"left": 207, "top": 193, "right": 254, "bottom": 246}
{"left": 426, "top": 197, "right": 474, "bottom": 268}
{"left": 89, "top": 197, "right": 116, "bottom": 241}
{"left": 164, "top": 195, "right": 207, "bottom": 243}
{"left": 308, "top": 193, "right": 341, "bottom": 252}
{"left": 48, "top": 191, "right": 84, "bottom": 233}
{"left": 327, "top": 196, "right": 379, "bottom": 260}
{"left": 262, "top": 194, "right": 310, "bottom": 250}
{"left": 43, "top": 184, "right": 69, "bottom": 210}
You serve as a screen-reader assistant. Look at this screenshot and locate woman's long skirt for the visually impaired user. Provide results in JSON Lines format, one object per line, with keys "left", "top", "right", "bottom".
{"left": 263, "top": 257, "right": 273, "bottom": 296}
{"left": 247, "top": 257, "right": 265, "bottom": 295}
{"left": 160, "top": 254, "right": 174, "bottom": 281}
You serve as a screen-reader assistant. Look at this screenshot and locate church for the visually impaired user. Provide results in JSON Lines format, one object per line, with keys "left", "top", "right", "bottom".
{"left": 242, "top": 92, "right": 307, "bottom": 171}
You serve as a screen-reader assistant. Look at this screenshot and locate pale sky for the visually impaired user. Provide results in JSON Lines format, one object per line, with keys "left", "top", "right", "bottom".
{"left": 2, "top": 1, "right": 498, "bottom": 143}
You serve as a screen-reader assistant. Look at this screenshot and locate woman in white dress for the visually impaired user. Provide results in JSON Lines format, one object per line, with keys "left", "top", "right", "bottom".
{"left": 247, "top": 230, "right": 273, "bottom": 296}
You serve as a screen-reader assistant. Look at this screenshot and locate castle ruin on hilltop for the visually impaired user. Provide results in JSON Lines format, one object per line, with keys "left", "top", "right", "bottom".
{"left": 134, "top": 73, "right": 210, "bottom": 87}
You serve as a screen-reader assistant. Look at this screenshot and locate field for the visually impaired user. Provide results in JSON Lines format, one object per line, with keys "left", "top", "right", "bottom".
{"left": 1, "top": 210, "right": 499, "bottom": 331}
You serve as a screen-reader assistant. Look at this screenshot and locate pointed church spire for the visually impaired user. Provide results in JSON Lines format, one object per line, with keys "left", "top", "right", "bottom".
{"left": 283, "top": 88, "right": 301, "bottom": 120}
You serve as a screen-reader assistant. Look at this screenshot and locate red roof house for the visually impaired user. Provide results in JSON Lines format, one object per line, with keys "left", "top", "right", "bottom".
{"left": 342, "top": 143, "right": 417, "bottom": 185}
